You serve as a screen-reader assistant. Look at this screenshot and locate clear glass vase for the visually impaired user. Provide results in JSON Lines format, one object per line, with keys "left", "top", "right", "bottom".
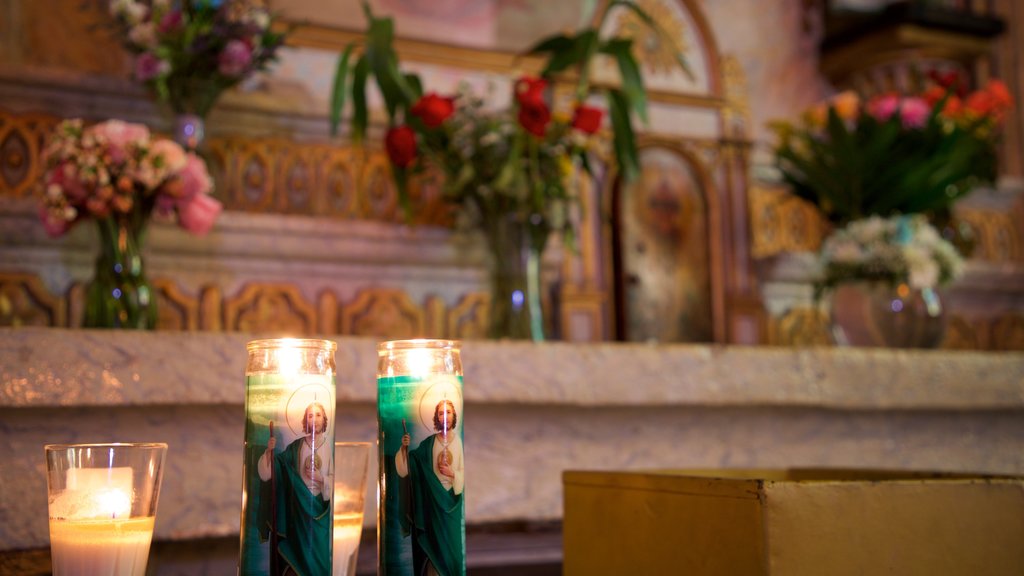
{"left": 84, "top": 216, "right": 157, "bottom": 329}
{"left": 173, "top": 113, "right": 205, "bottom": 152}
{"left": 828, "top": 281, "right": 946, "bottom": 348}
{"left": 483, "top": 214, "right": 549, "bottom": 341}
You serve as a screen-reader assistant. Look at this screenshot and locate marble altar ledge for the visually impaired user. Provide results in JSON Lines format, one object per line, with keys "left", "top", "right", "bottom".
{"left": 1, "top": 327, "right": 1023, "bottom": 410}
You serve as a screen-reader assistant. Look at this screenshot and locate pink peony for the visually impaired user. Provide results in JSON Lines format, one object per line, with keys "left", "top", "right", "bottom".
{"left": 38, "top": 205, "right": 70, "bottom": 238}
{"left": 899, "top": 97, "right": 930, "bottom": 129}
{"left": 49, "top": 162, "right": 88, "bottom": 202}
{"left": 176, "top": 193, "right": 222, "bottom": 235}
{"left": 89, "top": 120, "right": 150, "bottom": 164}
{"left": 134, "top": 52, "right": 169, "bottom": 82}
{"left": 177, "top": 153, "right": 213, "bottom": 199}
{"left": 149, "top": 139, "right": 187, "bottom": 174}
{"left": 867, "top": 94, "right": 899, "bottom": 122}
{"left": 218, "top": 40, "right": 253, "bottom": 77}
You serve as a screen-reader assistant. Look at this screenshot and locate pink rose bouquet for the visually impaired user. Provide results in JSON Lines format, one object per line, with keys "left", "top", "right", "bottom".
{"left": 109, "top": 0, "right": 285, "bottom": 118}
{"left": 771, "top": 76, "right": 1013, "bottom": 224}
{"left": 39, "top": 119, "right": 222, "bottom": 237}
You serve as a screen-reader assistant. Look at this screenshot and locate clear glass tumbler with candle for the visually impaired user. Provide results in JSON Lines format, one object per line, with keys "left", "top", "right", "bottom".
{"left": 45, "top": 442, "right": 167, "bottom": 576}
{"left": 332, "top": 441, "right": 370, "bottom": 576}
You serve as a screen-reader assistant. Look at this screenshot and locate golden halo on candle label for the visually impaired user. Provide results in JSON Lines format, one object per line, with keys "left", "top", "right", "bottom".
{"left": 285, "top": 381, "right": 334, "bottom": 439}
{"left": 416, "top": 375, "right": 463, "bottom": 435}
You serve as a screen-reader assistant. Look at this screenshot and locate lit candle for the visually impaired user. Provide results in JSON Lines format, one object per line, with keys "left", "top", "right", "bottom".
{"left": 48, "top": 468, "right": 154, "bottom": 576}
{"left": 332, "top": 511, "right": 364, "bottom": 576}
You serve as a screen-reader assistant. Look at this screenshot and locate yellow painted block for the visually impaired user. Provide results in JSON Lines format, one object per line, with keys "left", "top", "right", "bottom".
{"left": 563, "top": 469, "right": 1024, "bottom": 576}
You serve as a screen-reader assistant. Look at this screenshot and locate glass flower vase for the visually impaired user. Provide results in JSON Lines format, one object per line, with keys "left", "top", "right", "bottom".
{"left": 483, "top": 214, "right": 549, "bottom": 341}
{"left": 173, "top": 113, "right": 205, "bottom": 152}
{"left": 828, "top": 281, "right": 946, "bottom": 348}
{"left": 83, "top": 216, "right": 157, "bottom": 330}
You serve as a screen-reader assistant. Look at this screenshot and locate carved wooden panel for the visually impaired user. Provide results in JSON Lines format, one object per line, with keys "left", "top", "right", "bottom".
{"left": 0, "top": 273, "right": 64, "bottom": 327}
{"left": 942, "top": 315, "right": 984, "bottom": 350}
{"left": 958, "top": 203, "right": 1024, "bottom": 263}
{"left": 0, "top": 111, "right": 58, "bottom": 198}
{"left": 153, "top": 279, "right": 200, "bottom": 331}
{"left": 767, "top": 307, "right": 832, "bottom": 346}
{"left": 223, "top": 283, "right": 317, "bottom": 335}
{"left": 340, "top": 288, "right": 426, "bottom": 340}
{"left": 447, "top": 293, "right": 489, "bottom": 341}
{"left": 749, "top": 185, "right": 829, "bottom": 258}
{"left": 991, "top": 314, "right": 1024, "bottom": 350}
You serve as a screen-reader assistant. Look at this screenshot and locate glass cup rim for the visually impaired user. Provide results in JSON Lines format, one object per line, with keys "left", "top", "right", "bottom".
{"left": 377, "top": 339, "right": 460, "bottom": 352}
{"left": 44, "top": 442, "right": 168, "bottom": 452}
{"left": 335, "top": 441, "right": 372, "bottom": 448}
{"left": 246, "top": 338, "right": 338, "bottom": 352}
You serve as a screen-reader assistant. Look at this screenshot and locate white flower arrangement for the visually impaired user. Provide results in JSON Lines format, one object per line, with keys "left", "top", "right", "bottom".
{"left": 819, "top": 214, "right": 964, "bottom": 292}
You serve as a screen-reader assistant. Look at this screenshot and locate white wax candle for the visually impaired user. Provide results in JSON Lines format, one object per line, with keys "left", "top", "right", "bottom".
{"left": 332, "top": 511, "right": 364, "bottom": 576}
{"left": 49, "top": 517, "right": 154, "bottom": 576}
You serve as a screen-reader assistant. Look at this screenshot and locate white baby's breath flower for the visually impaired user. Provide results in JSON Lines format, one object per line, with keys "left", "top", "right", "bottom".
{"left": 128, "top": 22, "right": 158, "bottom": 49}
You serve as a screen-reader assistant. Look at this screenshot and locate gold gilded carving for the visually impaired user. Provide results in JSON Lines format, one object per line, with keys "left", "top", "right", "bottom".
{"left": 613, "top": 0, "right": 689, "bottom": 76}
{"left": 318, "top": 291, "right": 339, "bottom": 335}
{"left": 991, "top": 314, "right": 1024, "bottom": 351}
{"left": 152, "top": 279, "right": 199, "bottom": 331}
{"left": 224, "top": 283, "right": 317, "bottom": 334}
{"left": 768, "top": 307, "right": 832, "bottom": 346}
{"left": 0, "top": 111, "right": 59, "bottom": 198}
{"left": 958, "top": 203, "right": 1023, "bottom": 263}
{"left": 749, "top": 185, "right": 828, "bottom": 258}
{"left": 199, "top": 286, "right": 223, "bottom": 332}
{"left": 560, "top": 291, "right": 606, "bottom": 343}
{"left": 942, "top": 315, "right": 982, "bottom": 350}
{"left": 340, "top": 288, "right": 426, "bottom": 339}
{"left": 0, "top": 273, "right": 64, "bottom": 327}
{"left": 321, "top": 147, "right": 361, "bottom": 218}
{"left": 447, "top": 293, "right": 489, "bottom": 341}
{"left": 424, "top": 296, "right": 446, "bottom": 339}
{"left": 721, "top": 54, "right": 751, "bottom": 134}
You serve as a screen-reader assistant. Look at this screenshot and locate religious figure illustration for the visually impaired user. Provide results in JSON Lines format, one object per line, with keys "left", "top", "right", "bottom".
{"left": 257, "top": 402, "right": 334, "bottom": 576}
{"left": 395, "top": 399, "right": 466, "bottom": 576}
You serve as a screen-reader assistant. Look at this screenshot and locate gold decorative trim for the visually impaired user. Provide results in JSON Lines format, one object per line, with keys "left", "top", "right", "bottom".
{"left": 748, "top": 185, "right": 829, "bottom": 258}
{"left": 223, "top": 283, "right": 318, "bottom": 334}
{"left": 153, "top": 279, "right": 200, "bottom": 331}
{"left": 339, "top": 288, "right": 426, "bottom": 339}
{"left": 447, "top": 292, "right": 488, "bottom": 341}
{"left": 0, "top": 273, "right": 65, "bottom": 327}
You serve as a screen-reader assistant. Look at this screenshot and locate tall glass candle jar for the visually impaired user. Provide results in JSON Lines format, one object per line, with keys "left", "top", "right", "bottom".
{"left": 239, "top": 338, "right": 337, "bottom": 576}
{"left": 377, "top": 339, "right": 465, "bottom": 576}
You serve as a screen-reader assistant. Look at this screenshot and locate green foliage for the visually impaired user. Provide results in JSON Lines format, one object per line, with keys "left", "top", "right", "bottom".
{"left": 773, "top": 97, "right": 999, "bottom": 225}
{"left": 329, "top": 0, "right": 688, "bottom": 239}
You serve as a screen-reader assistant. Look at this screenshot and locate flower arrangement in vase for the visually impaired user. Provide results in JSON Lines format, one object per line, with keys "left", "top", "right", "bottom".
{"left": 330, "top": 1, "right": 688, "bottom": 340}
{"left": 39, "top": 119, "right": 221, "bottom": 329}
{"left": 108, "top": 0, "right": 287, "bottom": 148}
{"left": 771, "top": 74, "right": 1013, "bottom": 347}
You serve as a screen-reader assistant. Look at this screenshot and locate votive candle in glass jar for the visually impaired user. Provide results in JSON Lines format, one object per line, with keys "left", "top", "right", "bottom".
{"left": 377, "top": 339, "right": 465, "bottom": 576}
{"left": 238, "top": 338, "right": 337, "bottom": 576}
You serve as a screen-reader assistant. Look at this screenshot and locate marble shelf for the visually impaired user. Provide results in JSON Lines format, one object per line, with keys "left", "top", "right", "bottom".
{"left": 2, "top": 327, "right": 1023, "bottom": 552}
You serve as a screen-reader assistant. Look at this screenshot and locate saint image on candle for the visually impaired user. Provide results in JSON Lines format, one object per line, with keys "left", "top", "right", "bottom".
{"left": 48, "top": 467, "right": 155, "bottom": 576}
{"left": 395, "top": 399, "right": 465, "bottom": 576}
{"left": 257, "top": 402, "right": 333, "bottom": 575}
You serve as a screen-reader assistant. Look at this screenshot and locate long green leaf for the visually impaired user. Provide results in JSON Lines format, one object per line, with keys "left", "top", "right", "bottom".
{"left": 605, "top": 0, "right": 693, "bottom": 79}
{"left": 524, "top": 33, "right": 574, "bottom": 57}
{"left": 350, "top": 55, "right": 370, "bottom": 143}
{"left": 600, "top": 38, "right": 647, "bottom": 123}
{"left": 607, "top": 88, "right": 639, "bottom": 182}
{"left": 329, "top": 44, "right": 355, "bottom": 136}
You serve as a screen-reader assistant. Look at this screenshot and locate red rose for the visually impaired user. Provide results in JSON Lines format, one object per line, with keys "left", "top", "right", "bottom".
{"left": 571, "top": 105, "right": 603, "bottom": 134}
{"left": 515, "top": 76, "right": 547, "bottom": 107}
{"left": 518, "top": 100, "right": 551, "bottom": 137}
{"left": 411, "top": 93, "right": 455, "bottom": 128}
{"left": 385, "top": 125, "right": 417, "bottom": 168}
